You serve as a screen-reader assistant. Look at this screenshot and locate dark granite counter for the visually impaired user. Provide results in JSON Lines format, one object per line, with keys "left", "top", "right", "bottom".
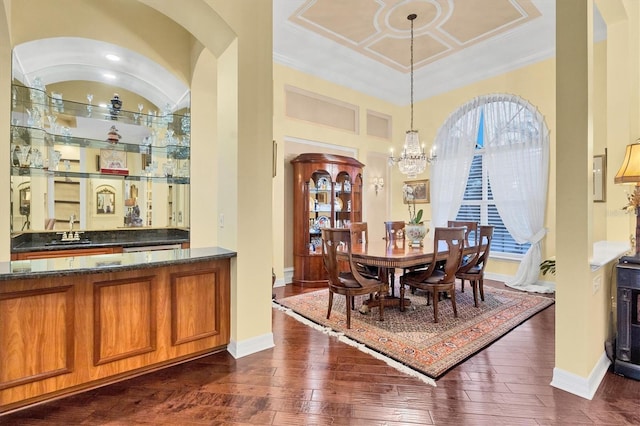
{"left": 11, "top": 228, "right": 189, "bottom": 253}
{"left": 0, "top": 246, "right": 236, "bottom": 281}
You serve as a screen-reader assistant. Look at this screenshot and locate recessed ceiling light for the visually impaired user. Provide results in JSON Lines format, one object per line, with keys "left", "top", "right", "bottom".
{"left": 103, "top": 73, "right": 116, "bottom": 80}
{"left": 105, "top": 54, "right": 120, "bottom": 61}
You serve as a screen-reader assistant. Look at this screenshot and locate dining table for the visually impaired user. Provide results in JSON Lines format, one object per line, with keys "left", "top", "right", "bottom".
{"left": 340, "top": 235, "right": 478, "bottom": 311}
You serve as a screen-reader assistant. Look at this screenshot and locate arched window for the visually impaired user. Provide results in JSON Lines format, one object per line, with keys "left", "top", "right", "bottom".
{"left": 432, "top": 94, "right": 551, "bottom": 292}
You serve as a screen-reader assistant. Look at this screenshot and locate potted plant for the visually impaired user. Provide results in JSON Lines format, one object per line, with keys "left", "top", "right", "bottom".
{"left": 539, "top": 258, "right": 556, "bottom": 276}
{"left": 403, "top": 184, "right": 428, "bottom": 246}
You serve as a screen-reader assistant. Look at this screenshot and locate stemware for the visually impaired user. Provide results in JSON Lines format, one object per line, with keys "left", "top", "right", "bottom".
{"left": 17, "top": 146, "right": 31, "bottom": 168}
{"left": 86, "top": 93, "right": 93, "bottom": 117}
{"left": 50, "top": 150, "right": 62, "bottom": 171}
{"left": 47, "top": 114, "right": 57, "bottom": 134}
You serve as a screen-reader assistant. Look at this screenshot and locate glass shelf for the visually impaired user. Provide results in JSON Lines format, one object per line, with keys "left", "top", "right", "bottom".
{"left": 11, "top": 166, "right": 190, "bottom": 184}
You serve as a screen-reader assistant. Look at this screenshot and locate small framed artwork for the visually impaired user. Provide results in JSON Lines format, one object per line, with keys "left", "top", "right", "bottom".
{"left": 100, "top": 149, "right": 128, "bottom": 175}
{"left": 593, "top": 152, "right": 606, "bottom": 203}
{"left": 96, "top": 186, "right": 116, "bottom": 214}
{"left": 403, "top": 179, "right": 430, "bottom": 204}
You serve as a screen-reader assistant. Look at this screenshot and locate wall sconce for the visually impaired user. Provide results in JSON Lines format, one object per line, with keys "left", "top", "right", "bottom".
{"left": 372, "top": 177, "right": 384, "bottom": 195}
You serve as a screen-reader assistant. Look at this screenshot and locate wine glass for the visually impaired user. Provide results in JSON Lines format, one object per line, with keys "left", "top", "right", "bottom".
{"left": 86, "top": 93, "right": 93, "bottom": 117}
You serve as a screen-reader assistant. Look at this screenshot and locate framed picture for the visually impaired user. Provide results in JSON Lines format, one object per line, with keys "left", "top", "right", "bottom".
{"left": 403, "top": 179, "right": 430, "bottom": 204}
{"left": 593, "top": 152, "right": 606, "bottom": 203}
{"left": 96, "top": 186, "right": 116, "bottom": 214}
{"left": 100, "top": 149, "right": 128, "bottom": 175}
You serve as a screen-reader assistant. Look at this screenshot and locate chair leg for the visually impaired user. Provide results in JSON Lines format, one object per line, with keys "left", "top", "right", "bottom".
{"left": 460, "top": 278, "right": 465, "bottom": 293}
{"left": 327, "top": 291, "right": 334, "bottom": 319}
{"left": 351, "top": 296, "right": 355, "bottom": 310}
{"left": 378, "top": 292, "right": 385, "bottom": 322}
{"left": 399, "top": 282, "right": 406, "bottom": 312}
{"left": 345, "top": 295, "right": 352, "bottom": 329}
{"left": 479, "top": 278, "right": 485, "bottom": 301}
{"left": 450, "top": 288, "right": 458, "bottom": 318}
{"left": 432, "top": 288, "right": 439, "bottom": 323}
{"left": 472, "top": 280, "right": 479, "bottom": 307}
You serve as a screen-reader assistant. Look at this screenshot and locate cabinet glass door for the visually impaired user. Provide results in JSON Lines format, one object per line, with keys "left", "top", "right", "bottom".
{"left": 308, "top": 171, "right": 331, "bottom": 253}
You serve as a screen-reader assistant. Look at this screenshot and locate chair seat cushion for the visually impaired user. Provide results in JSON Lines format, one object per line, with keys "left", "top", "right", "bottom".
{"left": 338, "top": 272, "right": 364, "bottom": 288}
{"left": 458, "top": 265, "right": 482, "bottom": 276}
{"left": 402, "top": 269, "right": 444, "bottom": 285}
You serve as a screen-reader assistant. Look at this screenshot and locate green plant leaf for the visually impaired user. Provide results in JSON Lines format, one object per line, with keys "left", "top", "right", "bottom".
{"left": 414, "top": 209, "right": 423, "bottom": 224}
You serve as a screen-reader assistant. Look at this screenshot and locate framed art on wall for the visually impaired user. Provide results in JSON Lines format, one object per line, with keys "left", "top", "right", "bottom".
{"left": 403, "top": 179, "right": 430, "bottom": 204}
{"left": 593, "top": 152, "right": 606, "bottom": 202}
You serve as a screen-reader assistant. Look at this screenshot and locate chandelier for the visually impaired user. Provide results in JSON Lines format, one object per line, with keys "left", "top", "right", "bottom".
{"left": 388, "top": 13, "right": 436, "bottom": 178}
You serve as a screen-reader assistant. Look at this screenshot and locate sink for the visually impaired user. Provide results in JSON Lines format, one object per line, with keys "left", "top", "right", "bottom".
{"left": 45, "top": 239, "right": 92, "bottom": 246}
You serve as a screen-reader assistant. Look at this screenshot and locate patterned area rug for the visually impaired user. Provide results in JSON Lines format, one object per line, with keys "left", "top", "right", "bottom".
{"left": 274, "top": 285, "right": 554, "bottom": 382}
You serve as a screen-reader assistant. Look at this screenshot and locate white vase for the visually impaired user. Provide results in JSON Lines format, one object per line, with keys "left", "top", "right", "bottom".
{"left": 405, "top": 222, "right": 428, "bottom": 247}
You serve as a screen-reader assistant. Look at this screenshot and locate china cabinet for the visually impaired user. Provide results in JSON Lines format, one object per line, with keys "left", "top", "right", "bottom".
{"left": 291, "top": 153, "right": 364, "bottom": 287}
{"left": 9, "top": 84, "right": 190, "bottom": 232}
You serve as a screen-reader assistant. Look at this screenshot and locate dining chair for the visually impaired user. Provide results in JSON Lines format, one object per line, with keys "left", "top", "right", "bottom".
{"left": 456, "top": 225, "right": 494, "bottom": 307}
{"left": 349, "top": 222, "right": 380, "bottom": 279}
{"left": 384, "top": 221, "right": 405, "bottom": 242}
{"left": 321, "top": 228, "right": 385, "bottom": 329}
{"left": 445, "top": 220, "right": 478, "bottom": 283}
{"left": 399, "top": 227, "right": 466, "bottom": 323}
{"left": 447, "top": 220, "right": 478, "bottom": 246}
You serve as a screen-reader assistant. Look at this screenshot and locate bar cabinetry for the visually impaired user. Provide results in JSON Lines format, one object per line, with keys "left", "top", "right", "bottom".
{"left": 0, "top": 248, "right": 233, "bottom": 413}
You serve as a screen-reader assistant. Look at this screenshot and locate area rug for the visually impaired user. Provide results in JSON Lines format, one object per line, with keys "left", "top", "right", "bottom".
{"left": 273, "top": 285, "right": 554, "bottom": 384}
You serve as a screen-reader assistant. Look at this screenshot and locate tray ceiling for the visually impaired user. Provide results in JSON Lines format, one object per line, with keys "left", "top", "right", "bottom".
{"left": 274, "top": 0, "right": 607, "bottom": 105}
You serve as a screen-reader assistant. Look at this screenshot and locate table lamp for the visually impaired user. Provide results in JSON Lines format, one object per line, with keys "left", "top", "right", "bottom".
{"left": 615, "top": 140, "right": 640, "bottom": 254}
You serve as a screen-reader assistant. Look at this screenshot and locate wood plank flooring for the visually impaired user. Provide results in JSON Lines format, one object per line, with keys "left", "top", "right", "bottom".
{"left": 3, "top": 280, "right": 640, "bottom": 425}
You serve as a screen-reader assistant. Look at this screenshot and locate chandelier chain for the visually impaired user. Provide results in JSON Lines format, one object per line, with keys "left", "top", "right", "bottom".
{"left": 410, "top": 13, "right": 414, "bottom": 131}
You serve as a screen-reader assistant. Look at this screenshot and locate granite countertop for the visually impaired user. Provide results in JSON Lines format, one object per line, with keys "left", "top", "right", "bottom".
{"left": 0, "top": 247, "right": 236, "bottom": 281}
{"left": 11, "top": 228, "right": 190, "bottom": 253}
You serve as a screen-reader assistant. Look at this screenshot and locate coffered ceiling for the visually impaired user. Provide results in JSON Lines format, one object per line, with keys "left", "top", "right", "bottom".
{"left": 11, "top": 1, "right": 606, "bottom": 110}
{"left": 273, "top": 0, "right": 607, "bottom": 105}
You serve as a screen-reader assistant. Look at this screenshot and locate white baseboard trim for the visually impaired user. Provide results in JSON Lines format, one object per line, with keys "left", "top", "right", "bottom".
{"left": 283, "top": 267, "right": 294, "bottom": 285}
{"left": 227, "top": 332, "right": 275, "bottom": 359}
{"left": 550, "top": 351, "right": 611, "bottom": 400}
{"left": 484, "top": 272, "right": 514, "bottom": 284}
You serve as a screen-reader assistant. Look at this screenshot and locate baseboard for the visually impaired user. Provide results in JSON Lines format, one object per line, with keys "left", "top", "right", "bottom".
{"left": 550, "top": 351, "right": 611, "bottom": 399}
{"left": 484, "top": 272, "right": 512, "bottom": 284}
{"left": 283, "top": 267, "right": 294, "bottom": 285}
{"left": 227, "top": 332, "right": 275, "bottom": 359}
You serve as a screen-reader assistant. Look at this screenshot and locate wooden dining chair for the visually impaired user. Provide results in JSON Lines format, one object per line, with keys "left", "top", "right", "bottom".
{"left": 399, "top": 227, "right": 466, "bottom": 323}
{"left": 456, "top": 225, "right": 494, "bottom": 307}
{"left": 384, "top": 221, "right": 405, "bottom": 242}
{"left": 349, "top": 222, "right": 379, "bottom": 279}
{"left": 321, "top": 228, "right": 385, "bottom": 329}
{"left": 447, "top": 220, "right": 478, "bottom": 246}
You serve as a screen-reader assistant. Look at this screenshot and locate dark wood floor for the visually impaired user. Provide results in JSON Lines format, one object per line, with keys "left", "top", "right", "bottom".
{"left": 3, "top": 280, "right": 640, "bottom": 425}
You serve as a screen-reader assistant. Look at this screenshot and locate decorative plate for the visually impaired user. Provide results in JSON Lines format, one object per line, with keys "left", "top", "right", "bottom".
{"left": 334, "top": 198, "right": 343, "bottom": 211}
{"left": 316, "top": 177, "right": 330, "bottom": 190}
{"left": 315, "top": 215, "right": 330, "bottom": 228}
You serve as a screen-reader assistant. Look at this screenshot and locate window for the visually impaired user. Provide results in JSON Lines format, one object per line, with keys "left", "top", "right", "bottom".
{"left": 456, "top": 111, "right": 531, "bottom": 256}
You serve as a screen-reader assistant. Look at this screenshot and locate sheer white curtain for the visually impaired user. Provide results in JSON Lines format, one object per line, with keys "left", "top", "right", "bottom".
{"left": 431, "top": 100, "right": 480, "bottom": 229}
{"left": 483, "top": 94, "right": 552, "bottom": 293}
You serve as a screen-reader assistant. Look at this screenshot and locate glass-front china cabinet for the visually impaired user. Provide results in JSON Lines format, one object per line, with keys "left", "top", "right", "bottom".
{"left": 291, "top": 153, "right": 363, "bottom": 287}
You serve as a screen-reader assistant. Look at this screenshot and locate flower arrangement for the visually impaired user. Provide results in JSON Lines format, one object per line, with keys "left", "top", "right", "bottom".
{"left": 622, "top": 188, "right": 640, "bottom": 213}
{"left": 402, "top": 184, "right": 423, "bottom": 224}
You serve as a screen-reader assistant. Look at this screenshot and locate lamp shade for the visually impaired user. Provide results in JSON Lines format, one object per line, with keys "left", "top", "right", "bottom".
{"left": 615, "top": 142, "right": 640, "bottom": 184}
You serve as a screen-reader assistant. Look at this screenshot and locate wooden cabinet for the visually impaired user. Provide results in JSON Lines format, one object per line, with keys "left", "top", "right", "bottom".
{"left": 0, "top": 255, "right": 231, "bottom": 412}
{"left": 12, "top": 246, "right": 121, "bottom": 260}
{"left": 291, "top": 153, "right": 363, "bottom": 287}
